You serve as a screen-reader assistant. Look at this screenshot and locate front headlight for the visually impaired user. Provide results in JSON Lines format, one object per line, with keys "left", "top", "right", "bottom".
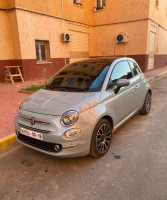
{"left": 60, "top": 111, "right": 79, "bottom": 126}
{"left": 17, "top": 104, "right": 23, "bottom": 114}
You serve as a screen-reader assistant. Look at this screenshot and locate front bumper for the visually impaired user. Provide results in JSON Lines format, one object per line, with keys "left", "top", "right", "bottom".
{"left": 15, "top": 109, "right": 94, "bottom": 158}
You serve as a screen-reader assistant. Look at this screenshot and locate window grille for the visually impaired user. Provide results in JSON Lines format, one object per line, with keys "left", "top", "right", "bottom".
{"left": 95, "top": 0, "right": 106, "bottom": 10}
{"left": 74, "top": 0, "right": 82, "bottom": 6}
{"left": 35, "top": 40, "right": 51, "bottom": 63}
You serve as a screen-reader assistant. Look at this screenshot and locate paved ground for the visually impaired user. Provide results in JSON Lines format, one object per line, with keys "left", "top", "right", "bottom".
{"left": 0, "top": 80, "right": 45, "bottom": 139}
{"left": 144, "top": 66, "right": 167, "bottom": 80}
{"left": 0, "top": 75, "right": 167, "bottom": 200}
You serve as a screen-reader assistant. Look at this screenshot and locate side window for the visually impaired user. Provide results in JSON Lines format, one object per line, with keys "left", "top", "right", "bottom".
{"left": 35, "top": 40, "right": 51, "bottom": 63}
{"left": 128, "top": 61, "right": 141, "bottom": 76}
{"left": 74, "top": 0, "right": 83, "bottom": 6}
{"left": 95, "top": 0, "right": 106, "bottom": 10}
{"left": 107, "top": 61, "right": 133, "bottom": 89}
{"left": 155, "top": 0, "right": 159, "bottom": 8}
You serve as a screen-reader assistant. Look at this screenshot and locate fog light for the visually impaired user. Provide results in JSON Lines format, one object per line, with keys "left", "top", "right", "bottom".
{"left": 54, "top": 145, "right": 61, "bottom": 152}
{"left": 63, "top": 129, "right": 81, "bottom": 140}
{"left": 63, "top": 143, "right": 80, "bottom": 149}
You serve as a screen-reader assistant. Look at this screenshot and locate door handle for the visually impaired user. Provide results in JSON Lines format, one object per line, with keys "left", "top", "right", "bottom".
{"left": 135, "top": 84, "right": 139, "bottom": 89}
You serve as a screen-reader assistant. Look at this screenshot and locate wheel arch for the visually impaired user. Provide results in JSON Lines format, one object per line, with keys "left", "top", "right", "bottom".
{"left": 89, "top": 115, "right": 114, "bottom": 157}
{"left": 101, "top": 115, "right": 114, "bottom": 129}
{"left": 148, "top": 89, "right": 152, "bottom": 95}
{"left": 90, "top": 114, "right": 114, "bottom": 139}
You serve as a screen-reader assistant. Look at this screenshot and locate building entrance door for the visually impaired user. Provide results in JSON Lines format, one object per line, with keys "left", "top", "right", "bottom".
{"left": 148, "top": 26, "right": 156, "bottom": 70}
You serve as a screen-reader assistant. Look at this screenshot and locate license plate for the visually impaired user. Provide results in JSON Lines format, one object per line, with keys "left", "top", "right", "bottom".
{"left": 20, "top": 128, "right": 43, "bottom": 140}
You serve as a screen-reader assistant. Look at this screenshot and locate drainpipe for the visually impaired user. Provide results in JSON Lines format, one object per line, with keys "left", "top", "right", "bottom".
{"left": 61, "top": 0, "right": 66, "bottom": 66}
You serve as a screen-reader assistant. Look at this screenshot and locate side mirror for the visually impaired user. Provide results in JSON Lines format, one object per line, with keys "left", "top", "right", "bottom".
{"left": 114, "top": 79, "right": 130, "bottom": 94}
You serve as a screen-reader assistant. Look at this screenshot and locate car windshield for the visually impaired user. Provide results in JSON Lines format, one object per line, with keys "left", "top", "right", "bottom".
{"left": 44, "top": 60, "right": 111, "bottom": 92}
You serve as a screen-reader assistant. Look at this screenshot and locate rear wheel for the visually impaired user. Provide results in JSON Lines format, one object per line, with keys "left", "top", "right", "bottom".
{"left": 139, "top": 91, "right": 152, "bottom": 115}
{"left": 90, "top": 119, "right": 112, "bottom": 158}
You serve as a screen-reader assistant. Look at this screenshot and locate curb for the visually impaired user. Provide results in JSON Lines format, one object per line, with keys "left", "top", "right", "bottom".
{"left": 18, "top": 90, "right": 33, "bottom": 94}
{"left": 0, "top": 70, "right": 167, "bottom": 151}
{"left": 0, "top": 134, "right": 16, "bottom": 151}
{"left": 147, "top": 71, "right": 167, "bottom": 82}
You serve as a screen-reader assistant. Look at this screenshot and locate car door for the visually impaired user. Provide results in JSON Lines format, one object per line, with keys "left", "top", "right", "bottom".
{"left": 128, "top": 60, "right": 146, "bottom": 108}
{"left": 107, "top": 61, "right": 138, "bottom": 125}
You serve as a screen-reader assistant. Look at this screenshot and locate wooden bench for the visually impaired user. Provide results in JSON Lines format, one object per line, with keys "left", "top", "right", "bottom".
{"left": 4, "top": 66, "right": 24, "bottom": 84}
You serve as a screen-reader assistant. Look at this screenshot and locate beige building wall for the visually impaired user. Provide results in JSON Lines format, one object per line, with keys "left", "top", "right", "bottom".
{"left": 146, "top": 21, "right": 167, "bottom": 55}
{"left": 0, "top": 0, "right": 15, "bottom": 9}
{"left": 13, "top": 2, "right": 94, "bottom": 80}
{"left": 0, "top": 0, "right": 8, "bottom": 9}
{"left": 94, "top": 0, "right": 150, "bottom": 25}
{"left": 14, "top": 0, "right": 94, "bottom": 26}
{"left": 0, "top": 0, "right": 94, "bottom": 81}
{"left": 93, "top": 20, "right": 148, "bottom": 71}
{"left": 16, "top": 9, "right": 69, "bottom": 59}
{"left": 16, "top": 9, "right": 94, "bottom": 60}
{"left": 0, "top": 0, "right": 22, "bottom": 61}
{"left": 93, "top": 21, "right": 148, "bottom": 56}
{"left": 0, "top": 0, "right": 167, "bottom": 81}
{"left": 149, "top": 0, "right": 167, "bottom": 29}
{"left": 147, "top": 0, "right": 167, "bottom": 69}
{"left": 8, "top": 10, "right": 22, "bottom": 59}
{"left": 158, "top": 27, "right": 167, "bottom": 55}
{"left": 92, "top": 0, "right": 150, "bottom": 71}
{"left": 147, "top": 21, "right": 167, "bottom": 69}
{"left": 0, "top": 11, "right": 14, "bottom": 60}
{"left": 0, "top": 8, "right": 22, "bottom": 81}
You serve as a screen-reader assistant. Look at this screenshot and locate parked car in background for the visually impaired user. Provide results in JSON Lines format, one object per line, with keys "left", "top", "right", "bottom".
{"left": 15, "top": 57, "right": 152, "bottom": 158}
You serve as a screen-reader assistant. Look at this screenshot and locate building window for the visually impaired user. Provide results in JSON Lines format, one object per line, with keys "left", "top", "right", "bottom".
{"left": 35, "top": 40, "right": 51, "bottom": 63}
{"left": 155, "top": 0, "right": 159, "bottom": 8}
{"left": 74, "top": 0, "right": 82, "bottom": 6}
{"left": 95, "top": 0, "right": 106, "bottom": 11}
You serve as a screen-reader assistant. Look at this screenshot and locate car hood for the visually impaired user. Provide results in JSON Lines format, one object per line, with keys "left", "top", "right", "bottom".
{"left": 21, "top": 89, "right": 101, "bottom": 115}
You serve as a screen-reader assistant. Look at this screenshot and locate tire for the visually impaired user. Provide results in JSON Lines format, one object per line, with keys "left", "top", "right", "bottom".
{"left": 89, "top": 119, "right": 112, "bottom": 158}
{"left": 139, "top": 91, "right": 152, "bottom": 115}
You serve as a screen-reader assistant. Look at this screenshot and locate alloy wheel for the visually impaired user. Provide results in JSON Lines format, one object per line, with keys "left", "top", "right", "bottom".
{"left": 96, "top": 123, "right": 112, "bottom": 154}
{"left": 146, "top": 93, "right": 151, "bottom": 113}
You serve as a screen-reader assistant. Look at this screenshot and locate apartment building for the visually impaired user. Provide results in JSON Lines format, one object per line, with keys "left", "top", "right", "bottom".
{"left": 0, "top": 0, "right": 167, "bottom": 81}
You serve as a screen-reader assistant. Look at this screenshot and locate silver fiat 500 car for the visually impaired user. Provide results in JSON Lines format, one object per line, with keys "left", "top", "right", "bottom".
{"left": 15, "top": 57, "right": 152, "bottom": 158}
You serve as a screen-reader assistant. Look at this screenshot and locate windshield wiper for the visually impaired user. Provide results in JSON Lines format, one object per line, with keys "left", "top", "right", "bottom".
{"left": 45, "top": 85, "right": 88, "bottom": 92}
{"left": 44, "top": 85, "right": 54, "bottom": 90}
{"left": 45, "top": 86, "right": 73, "bottom": 91}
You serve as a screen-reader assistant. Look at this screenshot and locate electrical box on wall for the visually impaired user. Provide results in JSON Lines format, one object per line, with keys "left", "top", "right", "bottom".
{"left": 116, "top": 33, "right": 128, "bottom": 44}
{"left": 61, "top": 33, "right": 72, "bottom": 42}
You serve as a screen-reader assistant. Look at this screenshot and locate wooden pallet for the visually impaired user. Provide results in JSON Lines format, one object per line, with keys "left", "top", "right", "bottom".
{"left": 4, "top": 66, "right": 24, "bottom": 84}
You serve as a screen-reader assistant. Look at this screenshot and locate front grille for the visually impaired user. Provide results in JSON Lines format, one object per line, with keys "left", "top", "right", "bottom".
{"left": 20, "top": 116, "right": 51, "bottom": 125}
{"left": 17, "top": 133, "right": 62, "bottom": 153}
{"left": 18, "top": 123, "right": 50, "bottom": 134}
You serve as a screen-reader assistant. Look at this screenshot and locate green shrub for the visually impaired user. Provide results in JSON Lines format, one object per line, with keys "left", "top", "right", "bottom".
{"left": 24, "top": 84, "right": 45, "bottom": 92}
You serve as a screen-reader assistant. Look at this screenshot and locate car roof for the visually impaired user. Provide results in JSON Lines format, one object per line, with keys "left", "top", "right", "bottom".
{"left": 74, "top": 57, "right": 135, "bottom": 65}
{"left": 78, "top": 57, "right": 120, "bottom": 63}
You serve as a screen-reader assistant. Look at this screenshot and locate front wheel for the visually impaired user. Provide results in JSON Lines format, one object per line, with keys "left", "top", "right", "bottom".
{"left": 89, "top": 119, "right": 112, "bottom": 158}
{"left": 139, "top": 91, "right": 152, "bottom": 115}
